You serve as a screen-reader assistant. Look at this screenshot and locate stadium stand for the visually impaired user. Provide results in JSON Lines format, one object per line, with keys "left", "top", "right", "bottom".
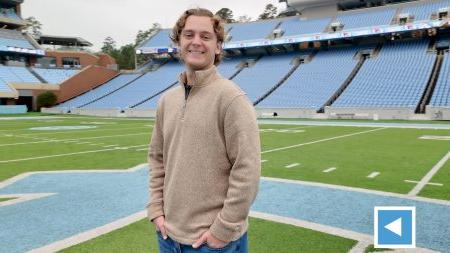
{"left": 83, "top": 62, "right": 184, "bottom": 109}
{"left": 429, "top": 50, "right": 450, "bottom": 106}
{"left": 232, "top": 53, "right": 296, "bottom": 102}
{"left": 0, "top": 28, "right": 35, "bottom": 49}
{"left": 400, "top": 0, "right": 450, "bottom": 21}
{"left": 57, "top": 74, "right": 141, "bottom": 109}
{"left": 0, "top": 65, "right": 40, "bottom": 83}
{"left": 0, "top": 8, "right": 21, "bottom": 20}
{"left": 335, "top": 8, "right": 397, "bottom": 30}
{"left": 258, "top": 47, "right": 362, "bottom": 109}
{"left": 278, "top": 17, "right": 331, "bottom": 37}
{"left": 227, "top": 19, "right": 280, "bottom": 41}
{"left": 0, "top": 79, "right": 12, "bottom": 92}
{"left": 332, "top": 40, "right": 435, "bottom": 108}
{"left": 32, "top": 68, "right": 79, "bottom": 84}
{"left": 140, "top": 29, "right": 172, "bottom": 48}
{"left": 134, "top": 57, "right": 246, "bottom": 109}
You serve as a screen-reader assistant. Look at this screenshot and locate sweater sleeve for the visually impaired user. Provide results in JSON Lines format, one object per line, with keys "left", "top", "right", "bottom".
{"left": 146, "top": 100, "right": 165, "bottom": 221}
{"left": 209, "top": 95, "right": 261, "bottom": 242}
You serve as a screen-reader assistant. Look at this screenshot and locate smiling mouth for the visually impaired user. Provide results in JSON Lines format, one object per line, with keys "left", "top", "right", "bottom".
{"left": 188, "top": 50, "right": 205, "bottom": 54}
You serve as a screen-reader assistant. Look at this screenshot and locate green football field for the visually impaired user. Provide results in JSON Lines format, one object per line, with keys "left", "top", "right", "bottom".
{"left": 1, "top": 114, "right": 449, "bottom": 252}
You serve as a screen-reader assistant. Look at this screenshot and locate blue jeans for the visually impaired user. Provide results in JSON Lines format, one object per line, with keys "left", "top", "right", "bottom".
{"left": 156, "top": 231, "right": 248, "bottom": 253}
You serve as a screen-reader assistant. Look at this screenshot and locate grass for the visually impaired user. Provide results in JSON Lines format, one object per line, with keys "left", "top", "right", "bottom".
{"left": 1, "top": 117, "right": 449, "bottom": 199}
{"left": 59, "top": 217, "right": 357, "bottom": 253}
{"left": 364, "top": 244, "right": 393, "bottom": 252}
{"left": 2, "top": 116, "right": 449, "bottom": 252}
{"left": 0, "top": 197, "right": 14, "bottom": 202}
{"left": 418, "top": 158, "right": 450, "bottom": 200}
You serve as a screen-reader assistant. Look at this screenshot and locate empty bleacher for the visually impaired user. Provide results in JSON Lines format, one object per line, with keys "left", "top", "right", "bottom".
{"left": 0, "top": 28, "right": 35, "bottom": 49}
{"left": 400, "top": 0, "right": 450, "bottom": 21}
{"left": 0, "top": 65, "right": 40, "bottom": 83}
{"left": 258, "top": 47, "right": 360, "bottom": 109}
{"left": 140, "top": 29, "right": 172, "bottom": 48}
{"left": 332, "top": 40, "right": 435, "bottom": 108}
{"left": 429, "top": 51, "right": 450, "bottom": 106}
{"left": 33, "top": 68, "right": 79, "bottom": 84}
{"left": 57, "top": 74, "right": 141, "bottom": 109}
{"left": 336, "top": 8, "right": 397, "bottom": 30}
{"left": 0, "top": 8, "right": 21, "bottom": 20}
{"left": 232, "top": 53, "right": 295, "bottom": 102}
{"left": 83, "top": 62, "right": 184, "bottom": 109}
{"left": 278, "top": 17, "right": 331, "bottom": 37}
{"left": 228, "top": 19, "right": 279, "bottom": 41}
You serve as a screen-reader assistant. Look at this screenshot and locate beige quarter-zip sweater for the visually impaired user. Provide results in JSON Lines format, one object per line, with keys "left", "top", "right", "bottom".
{"left": 147, "top": 65, "right": 261, "bottom": 245}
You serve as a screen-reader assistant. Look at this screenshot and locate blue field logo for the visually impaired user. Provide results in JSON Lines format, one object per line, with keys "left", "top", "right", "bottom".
{"left": 374, "top": 206, "right": 415, "bottom": 248}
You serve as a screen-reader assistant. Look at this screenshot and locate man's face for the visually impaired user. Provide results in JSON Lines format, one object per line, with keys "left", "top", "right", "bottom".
{"left": 179, "top": 15, "right": 221, "bottom": 71}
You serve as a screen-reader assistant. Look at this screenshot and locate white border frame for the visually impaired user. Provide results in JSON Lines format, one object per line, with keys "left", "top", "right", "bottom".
{"left": 374, "top": 206, "right": 416, "bottom": 249}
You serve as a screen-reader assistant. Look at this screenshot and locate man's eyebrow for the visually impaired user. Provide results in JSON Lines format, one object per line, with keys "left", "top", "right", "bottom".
{"left": 182, "top": 29, "right": 213, "bottom": 34}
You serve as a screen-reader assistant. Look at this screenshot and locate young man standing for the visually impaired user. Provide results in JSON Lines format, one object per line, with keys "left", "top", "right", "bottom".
{"left": 147, "top": 8, "right": 261, "bottom": 253}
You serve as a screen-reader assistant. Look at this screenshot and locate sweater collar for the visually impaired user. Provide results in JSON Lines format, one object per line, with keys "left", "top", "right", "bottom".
{"left": 178, "top": 65, "right": 220, "bottom": 88}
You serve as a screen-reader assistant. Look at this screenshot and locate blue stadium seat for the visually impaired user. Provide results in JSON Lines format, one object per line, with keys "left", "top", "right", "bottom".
{"left": 400, "top": 0, "right": 450, "bottom": 21}
{"left": 430, "top": 51, "right": 450, "bottom": 106}
{"left": 0, "top": 65, "right": 40, "bottom": 83}
{"left": 140, "top": 29, "right": 172, "bottom": 48}
{"left": 258, "top": 47, "right": 361, "bottom": 109}
{"left": 336, "top": 8, "right": 396, "bottom": 30}
{"left": 332, "top": 40, "right": 435, "bottom": 108}
{"left": 232, "top": 53, "right": 296, "bottom": 102}
{"left": 33, "top": 68, "right": 79, "bottom": 84}
{"left": 84, "top": 62, "right": 184, "bottom": 109}
{"left": 278, "top": 17, "right": 331, "bottom": 37}
{"left": 228, "top": 20, "right": 279, "bottom": 41}
{"left": 57, "top": 74, "right": 141, "bottom": 109}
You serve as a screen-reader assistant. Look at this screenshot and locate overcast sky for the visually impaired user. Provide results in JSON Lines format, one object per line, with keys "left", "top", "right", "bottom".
{"left": 21, "top": 0, "right": 286, "bottom": 51}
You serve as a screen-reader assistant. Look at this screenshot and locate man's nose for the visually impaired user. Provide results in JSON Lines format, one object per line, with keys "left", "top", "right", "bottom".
{"left": 192, "top": 34, "right": 202, "bottom": 45}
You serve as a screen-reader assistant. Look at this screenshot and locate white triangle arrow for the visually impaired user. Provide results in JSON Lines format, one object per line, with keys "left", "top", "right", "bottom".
{"left": 385, "top": 217, "right": 402, "bottom": 236}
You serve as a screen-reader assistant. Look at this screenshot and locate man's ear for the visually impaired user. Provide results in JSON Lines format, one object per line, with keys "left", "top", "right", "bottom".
{"left": 215, "top": 42, "right": 222, "bottom": 55}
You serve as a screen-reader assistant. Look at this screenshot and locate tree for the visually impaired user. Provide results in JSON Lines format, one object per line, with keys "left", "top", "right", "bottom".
{"left": 258, "top": 4, "right": 278, "bottom": 20}
{"left": 101, "top": 36, "right": 117, "bottom": 55}
{"left": 135, "top": 23, "right": 161, "bottom": 47}
{"left": 116, "top": 44, "right": 136, "bottom": 70}
{"left": 37, "top": 91, "right": 57, "bottom": 110}
{"left": 215, "top": 8, "right": 235, "bottom": 23}
{"left": 237, "top": 15, "right": 252, "bottom": 23}
{"left": 24, "top": 16, "right": 42, "bottom": 38}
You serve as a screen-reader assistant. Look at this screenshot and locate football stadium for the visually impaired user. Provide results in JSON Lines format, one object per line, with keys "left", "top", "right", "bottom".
{"left": 0, "top": 0, "right": 450, "bottom": 252}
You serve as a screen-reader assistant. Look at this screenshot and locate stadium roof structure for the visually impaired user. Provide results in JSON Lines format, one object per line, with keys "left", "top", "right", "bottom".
{"left": 37, "top": 35, "right": 93, "bottom": 47}
{"left": 0, "top": 0, "right": 23, "bottom": 5}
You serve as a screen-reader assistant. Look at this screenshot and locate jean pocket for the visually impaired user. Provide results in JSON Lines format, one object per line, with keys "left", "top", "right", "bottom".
{"left": 202, "top": 241, "right": 234, "bottom": 252}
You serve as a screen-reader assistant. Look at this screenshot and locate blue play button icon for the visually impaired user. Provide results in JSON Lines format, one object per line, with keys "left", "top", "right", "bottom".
{"left": 374, "top": 206, "right": 416, "bottom": 248}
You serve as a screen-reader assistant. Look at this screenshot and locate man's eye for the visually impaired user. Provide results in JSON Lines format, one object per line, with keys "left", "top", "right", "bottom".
{"left": 183, "top": 33, "right": 193, "bottom": 38}
{"left": 202, "top": 35, "right": 211, "bottom": 40}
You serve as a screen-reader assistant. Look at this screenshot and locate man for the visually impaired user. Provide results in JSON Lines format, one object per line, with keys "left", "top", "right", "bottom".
{"left": 147, "top": 8, "right": 261, "bottom": 253}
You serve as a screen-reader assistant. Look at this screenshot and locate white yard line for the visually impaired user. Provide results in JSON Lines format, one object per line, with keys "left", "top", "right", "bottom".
{"left": 0, "top": 193, "right": 57, "bottom": 207}
{"left": 27, "top": 210, "right": 147, "bottom": 253}
{"left": 261, "top": 128, "right": 385, "bottom": 154}
{"left": 323, "top": 167, "right": 337, "bottom": 173}
{"left": 0, "top": 133, "right": 149, "bottom": 147}
{"left": 408, "top": 151, "right": 450, "bottom": 196}
{"left": 404, "top": 180, "right": 443, "bottom": 186}
{"left": 16, "top": 126, "right": 152, "bottom": 137}
{"left": 261, "top": 160, "right": 268, "bottom": 163}
{"left": 367, "top": 172, "right": 380, "bottom": 178}
{"left": 419, "top": 135, "right": 450, "bottom": 141}
{"left": 285, "top": 163, "right": 300, "bottom": 168}
{"left": 261, "top": 176, "right": 450, "bottom": 206}
{"left": 0, "top": 145, "right": 148, "bottom": 164}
